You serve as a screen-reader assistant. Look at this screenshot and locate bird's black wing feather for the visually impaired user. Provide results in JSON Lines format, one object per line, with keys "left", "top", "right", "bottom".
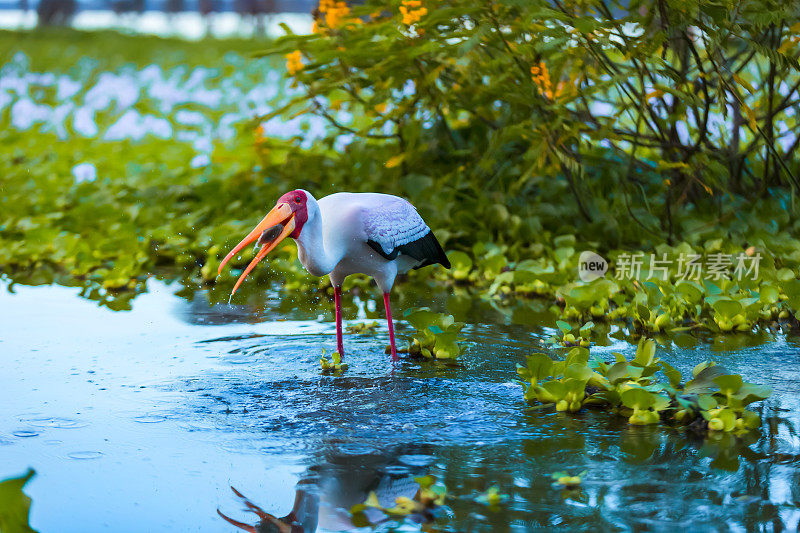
{"left": 367, "top": 230, "right": 451, "bottom": 270}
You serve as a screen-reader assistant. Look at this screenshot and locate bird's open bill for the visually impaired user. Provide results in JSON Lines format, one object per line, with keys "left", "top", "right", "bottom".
{"left": 217, "top": 202, "right": 296, "bottom": 296}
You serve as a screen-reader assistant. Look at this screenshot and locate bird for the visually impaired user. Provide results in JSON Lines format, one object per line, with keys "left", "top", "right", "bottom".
{"left": 217, "top": 189, "right": 450, "bottom": 362}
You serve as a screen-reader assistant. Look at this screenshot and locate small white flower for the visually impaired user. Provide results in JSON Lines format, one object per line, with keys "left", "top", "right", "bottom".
{"left": 72, "top": 163, "right": 97, "bottom": 183}
{"left": 190, "top": 154, "right": 210, "bottom": 168}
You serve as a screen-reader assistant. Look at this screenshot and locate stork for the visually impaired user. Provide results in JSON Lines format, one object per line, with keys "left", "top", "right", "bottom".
{"left": 217, "top": 190, "right": 450, "bottom": 361}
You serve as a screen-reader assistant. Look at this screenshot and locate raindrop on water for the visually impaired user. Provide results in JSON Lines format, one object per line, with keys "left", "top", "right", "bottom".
{"left": 133, "top": 415, "right": 167, "bottom": 424}
{"left": 68, "top": 451, "right": 104, "bottom": 460}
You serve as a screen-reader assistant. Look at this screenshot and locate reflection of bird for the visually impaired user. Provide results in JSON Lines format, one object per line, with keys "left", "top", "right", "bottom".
{"left": 218, "top": 190, "right": 450, "bottom": 361}
{"left": 218, "top": 444, "right": 434, "bottom": 532}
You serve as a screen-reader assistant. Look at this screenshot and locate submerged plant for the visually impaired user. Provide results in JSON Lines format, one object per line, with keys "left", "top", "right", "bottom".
{"left": 320, "top": 349, "right": 348, "bottom": 374}
{"left": 550, "top": 470, "right": 587, "bottom": 489}
{"left": 345, "top": 321, "right": 378, "bottom": 334}
{"left": 403, "top": 308, "right": 465, "bottom": 359}
{"left": 517, "top": 339, "right": 772, "bottom": 433}
{"left": 476, "top": 485, "right": 509, "bottom": 508}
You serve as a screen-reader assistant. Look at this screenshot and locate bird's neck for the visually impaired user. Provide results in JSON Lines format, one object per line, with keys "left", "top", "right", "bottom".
{"left": 295, "top": 217, "right": 338, "bottom": 277}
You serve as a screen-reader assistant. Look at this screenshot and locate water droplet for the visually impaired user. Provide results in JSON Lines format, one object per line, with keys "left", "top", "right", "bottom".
{"left": 68, "top": 451, "right": 103, "bottom": 460}
{"left": 13, "top": 430, "right": 39, "bottom": 438}
{"left": 25, "top": 417, "right": 87, "bottom": 429}
{"left": 134, "top": 415, "right": 166, "bottom": 424}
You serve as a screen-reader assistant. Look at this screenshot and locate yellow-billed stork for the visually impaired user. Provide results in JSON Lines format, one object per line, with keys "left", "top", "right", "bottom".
{"left": 217, "top": 190, "right": 450, "bottom": 361}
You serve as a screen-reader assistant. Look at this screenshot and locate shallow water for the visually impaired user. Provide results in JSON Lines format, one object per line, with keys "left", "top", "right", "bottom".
{"left": 1, "top": 279, "right": 799, "bottom": 532}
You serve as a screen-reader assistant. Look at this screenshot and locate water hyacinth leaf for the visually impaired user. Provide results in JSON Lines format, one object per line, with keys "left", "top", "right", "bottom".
{"left": 542, "top": 380, "right": 568, "bottom": 401}
{"left": 564, "top": 364, "right": 594, "bottom": 382}
{"left": 651, "top": 394, "right": 670, "bottom": 412}
{"left": 675, "top": 280, "right": 704, "bottom": 303}
{"left": 658, "top": 360, "right": 682, "bottom": 388}
{"left": 711, "top": 299, "right": 743, "bottom": 319}
{"left": 553, "top": 235, "right": 576, "bottom": 248}
{"left": 626, "top": 365, "right": 645, "bottom": 379}
{"left": 556, "top": 320, "right": 572, "bottom": 334}
{"left": 564, "top": 378, "right": 588, "bottom": 396}
{"left": 704, "top": 280, "right": 723, "bottom": 296}
{"left": 634, "top": 338, "right": 656, "bottom": 366}
{"left": 713, "top": 375, "right": 743, "bottom": 395}
{"left": 692, "top": 361, "right": 717, "bottom": 378}
{"left": 621, "top": 388, "right": 656, "bottom": 410}
{"left": 446, "top": 251, "right": 472, "bottom": 279}
{"left": 525, "top": 353, "right": 554, "bottom": 382}
{"left": 564, "top": 347, "right": 590, "bottom": 367}
{"left": 404, "top": 308, "right": 437, "bottom": 331}
{"left": 697, "top": 394, "right": 718, "bottom": 411}
{"left": 734, "top": 383, "right": 773, "bottom": 405}
{"left": 606, "top": 361, "right": 630, "bottom": 384}
{"left": 685, "top": 364, "right": 730, "bottom": 394}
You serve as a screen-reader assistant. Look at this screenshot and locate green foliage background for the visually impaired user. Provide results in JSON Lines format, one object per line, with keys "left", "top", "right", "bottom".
{"left": 1, "top": 1, "right": 800, "bottom": 334}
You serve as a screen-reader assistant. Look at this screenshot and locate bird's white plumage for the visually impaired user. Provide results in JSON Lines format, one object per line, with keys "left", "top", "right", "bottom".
{"left": 362, "top": 196, "right": 430, "bottom": 255}
{"left": 293, "top": 191, "right": 434, "bottom": 293}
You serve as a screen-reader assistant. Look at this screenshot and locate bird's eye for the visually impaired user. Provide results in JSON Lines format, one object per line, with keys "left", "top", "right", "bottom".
{"left": 294, "top": 195, "right": 302, "bottom": 204}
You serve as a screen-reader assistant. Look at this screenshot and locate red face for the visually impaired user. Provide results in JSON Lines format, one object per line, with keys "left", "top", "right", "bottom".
{"left": 217, "top": 189, "right": 311, "bottom": 296}
{"left": 277, "top": 189, "right": 309, "bottom": 238}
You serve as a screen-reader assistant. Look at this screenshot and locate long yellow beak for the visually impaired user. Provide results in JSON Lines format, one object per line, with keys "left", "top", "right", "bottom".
{"left": 217, "top": 203, "right": 296, "bottom": 296}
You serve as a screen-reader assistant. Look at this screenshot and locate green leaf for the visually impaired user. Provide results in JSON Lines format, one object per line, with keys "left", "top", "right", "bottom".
{"left": 621, "top": 388, "right": 656, "bottom": 410}
{"left": 556, "top": 320, "right": 573, "bottom": 334}
{"left": 525, "top": 353, "right": 554, "bottom": 382}
{"left": 711, "top": 299, "right": 743, "bottom": 319}
{"left": 713, "top": 375, "right": 743, "bottom": 395}
{"left": 0, "top": 469, "right": 37, "bottom": 533}
{"left": 658, "top": 360, "right": 682, "bottom": 388}
{"left": 685, "top": 364, "right": 730, "bottom": 394}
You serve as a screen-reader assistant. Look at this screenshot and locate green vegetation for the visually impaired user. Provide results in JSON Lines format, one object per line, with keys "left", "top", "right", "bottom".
{"left": 401, "top": 308, "right": 465, "bottom": 359}
{"left": 319, "top": 348, "right": 348, "bottom": 373}
{"left": 517, "top": 338, "right": 772, "bottom": 432}
{"left": 345, "top": 321, "right": 378, "bottom": 334}
{"left": 0, "top": 469, "right": 37, "bottom": 533}
{"left": 476, "top": 486, "right": 509, "bottom": 508}
{"left": 4, "top": 4, "right": 799, "bottom": 341}
{"left": 550, "top": 470, "right": 586, "bottom": 490}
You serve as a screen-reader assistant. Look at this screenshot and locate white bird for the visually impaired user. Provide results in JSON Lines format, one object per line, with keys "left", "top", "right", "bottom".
{"left": 217, "top": 189, "right": 450, "bottom": 361}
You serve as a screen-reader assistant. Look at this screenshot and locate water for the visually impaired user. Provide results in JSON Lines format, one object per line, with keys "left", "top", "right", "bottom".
{"left": 1, "top": 278, "right": 799, "bottom": 531}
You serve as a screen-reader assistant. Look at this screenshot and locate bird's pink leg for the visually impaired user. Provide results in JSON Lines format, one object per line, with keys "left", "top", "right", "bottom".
{"left": 383, "top": 292, "right": 398, "bottom": 362}
{"left": 334, "top": 286, "right": 344, "bottom": 357}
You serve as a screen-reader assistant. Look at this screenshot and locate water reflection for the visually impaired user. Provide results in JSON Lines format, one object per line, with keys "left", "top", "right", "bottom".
{"left": 219, "top": 442, "right": 436, "bottom": 532}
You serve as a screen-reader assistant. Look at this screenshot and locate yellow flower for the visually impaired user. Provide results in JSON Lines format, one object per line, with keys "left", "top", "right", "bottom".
{"left": 285, "top": 50, "right": 304, "bottom": 76}
{"left": 530, "top": 62, "right": 578, "bottom": 101}
{"left": 400, "top": 0, "right": 427, "bottom": 26}
{"left": 318, "top": 0, "right": 350, "bottom": 28}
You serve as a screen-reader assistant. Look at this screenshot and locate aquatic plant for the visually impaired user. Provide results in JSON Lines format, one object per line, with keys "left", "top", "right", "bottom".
{"left": 0, "top": 469, "right": 37, "bottom": 533}
{"left": 550, "top": 320, "right": 593, "bottom": 348}
{"left": 345, "top": 321, "right": 378, "bottom": 334}
{"left": 319, "top": 349, "right": 348, "bottom": 374}
{"left": 517, "top": 339, "right": 772, "bottom": 433}
{"left": 476, "top": 486, "right": 509, "bottom": 508}
{"left": 550, "top": 470, "right": 586, "bottom": 490}
{"left": 402, "top": 308, "right": 465, "bottom": 359}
